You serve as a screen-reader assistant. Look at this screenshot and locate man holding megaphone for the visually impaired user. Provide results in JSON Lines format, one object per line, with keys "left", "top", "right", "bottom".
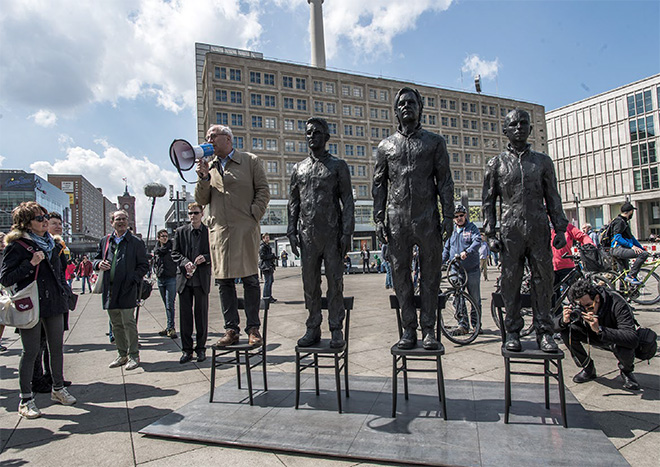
{"left": 195, "top": 124, "right": 270, "bottom": 348}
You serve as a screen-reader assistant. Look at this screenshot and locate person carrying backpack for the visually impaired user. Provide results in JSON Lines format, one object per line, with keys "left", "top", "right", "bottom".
{"left": 609, "top": 202, "right": 649, "bottom": 286}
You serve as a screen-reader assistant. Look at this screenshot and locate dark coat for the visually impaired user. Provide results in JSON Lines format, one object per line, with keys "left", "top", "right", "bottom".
{"left": 172, "top": 223, "right": 212, "bottom": 294}
{"left": 153, "top": 239, "right": 177, "bottom": 279}
{"left": 0, "top": 232, "right": 68, "bottom": 318}
{"left": 259, "top": 241, "right": 277, "bottom": 272}
{"left": 93, "top": 231, "right": 149, "bottom": 310}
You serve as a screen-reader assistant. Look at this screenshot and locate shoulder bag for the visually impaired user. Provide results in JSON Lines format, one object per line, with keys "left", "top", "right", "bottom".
{"left": 0, "top": 241, "right": 41, "bottom": 329}
{"left": 92, "top": 236, "right": 111, "bottom": 294}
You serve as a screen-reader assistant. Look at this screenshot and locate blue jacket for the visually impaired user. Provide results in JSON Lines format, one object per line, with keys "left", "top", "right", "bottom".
{"left": 442, "top": 221, "right": 482, "bottom": 272}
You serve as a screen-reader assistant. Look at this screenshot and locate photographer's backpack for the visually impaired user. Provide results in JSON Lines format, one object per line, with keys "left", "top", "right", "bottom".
{"left": 635, "top": 327, "right": 658, "bottom": 363}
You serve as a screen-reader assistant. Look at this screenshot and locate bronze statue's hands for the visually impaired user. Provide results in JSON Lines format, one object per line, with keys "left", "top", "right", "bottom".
{"left": 288, "top": 234, "right": 300, "bottom": 257}
{"left": 340, "top": 234, "right": 351, "bottom": 257}
{"left": 375, "top": 221, "right": 388, "bottom": 244}
{"left": 552, "top": 232, "right": 567, "bottom": 250}
{"left": 488, "top": 237, "right": 502, "bottom": 253}
{"left": 442, "top": 218, "right": 454, "bottom": 242}
{"left": 196, "top": 159, "right": 209, "bottom": 179}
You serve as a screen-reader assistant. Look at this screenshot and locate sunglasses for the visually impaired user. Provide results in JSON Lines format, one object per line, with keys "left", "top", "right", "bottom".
{"left": 454, "top": 213, "right": 465, "bottom": 218}
{"left": 188, "top": 211, "right": 201, "bottom": 215}
{"left": 33, "top": 214, "right": 50, "bottom": 222}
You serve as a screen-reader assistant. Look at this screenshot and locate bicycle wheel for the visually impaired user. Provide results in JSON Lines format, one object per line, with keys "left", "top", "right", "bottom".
{"left": 440, "top": 289, "right": 481, "bottom": 345}
{"left": 589, "top": 273, "right": 614, "bottom": 290}
{"left": 632, "top": 268, "right": 660, "bottom": 305}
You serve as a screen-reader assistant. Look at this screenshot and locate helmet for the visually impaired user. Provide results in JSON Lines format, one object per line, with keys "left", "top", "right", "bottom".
{"left": 454, "top": 204, "right": 467, "bottom": 214}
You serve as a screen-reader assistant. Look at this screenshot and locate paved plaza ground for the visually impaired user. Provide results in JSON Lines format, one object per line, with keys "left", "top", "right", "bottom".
{"left": 1, "top": 265, "right": 658, "bottom": 466}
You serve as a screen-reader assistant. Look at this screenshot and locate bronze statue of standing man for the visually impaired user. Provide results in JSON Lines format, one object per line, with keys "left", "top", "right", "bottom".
{"left": 288, "top": 117, "right": 355, "bottom": 348}
{"left": 482, "top": 109, "right": 568, "bottom": 352}
{"left": 373, "top": 87, "right": 455, "bottom": 350}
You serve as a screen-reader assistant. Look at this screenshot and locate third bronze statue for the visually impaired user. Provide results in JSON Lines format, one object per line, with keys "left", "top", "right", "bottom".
{"left": 482, "top": 109, "right": 568, "bottom": 352}
{"left": 373, "top": 87, "right": 455, "bottom": 351}
{"left": 287, "top": 117, "right": 355, "bottom": 348}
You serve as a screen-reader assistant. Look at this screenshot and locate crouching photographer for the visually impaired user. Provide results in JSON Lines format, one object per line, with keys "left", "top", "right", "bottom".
{"left": 556, "top": 278, "right": 640, "bottom": 390}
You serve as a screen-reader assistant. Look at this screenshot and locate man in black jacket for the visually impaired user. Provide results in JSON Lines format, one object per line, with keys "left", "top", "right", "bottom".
{"left": 558, "top": 278, "right": 640, "bottom": 390}
{"left": 94, "top": 210, "right": 149, "bottom": 371}
{"left": 259, "top": 233, "right": 277, "bottom": 303}
{"left": 153, "top": 229, "right": 178, "bottom": 338}
{"left": 172, "top": 203, "right": 212, "bottom": 363}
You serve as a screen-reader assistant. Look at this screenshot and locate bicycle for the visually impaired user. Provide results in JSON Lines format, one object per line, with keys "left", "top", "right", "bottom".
{"left": 595, "top": 252, "right": 660, "bottom": 305}
{"left": 490, "top": 261, "right": 535, "bottom": 337}
{"left": 439, "top": 255, "right": 482, "bottom": 345}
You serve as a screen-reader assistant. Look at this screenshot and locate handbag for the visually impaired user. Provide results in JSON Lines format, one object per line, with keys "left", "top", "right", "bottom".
{"left": 92, "top": 235, "right": 111, "bottom": 294}
{"left": 0, "top": 242, "right": 41, "bottom": 329}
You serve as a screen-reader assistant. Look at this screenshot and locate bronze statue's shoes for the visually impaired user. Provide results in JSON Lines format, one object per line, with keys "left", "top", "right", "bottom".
{"left": 397, "top": 328, "right": 417, "bottom": 349}
{"left": 422, "top": 332, "right": 442, "bottom": 351}
{"left": 538, "top": 333, "right": 559, "bottom": 353}
{"left": 504, "top": 334, "right": 522, "bottom": 352}
{"left": 330, "top": 330, "right": 345, "bottom": 348}
{"left": 297, "top": 327, "right": 321, "bottom": 347}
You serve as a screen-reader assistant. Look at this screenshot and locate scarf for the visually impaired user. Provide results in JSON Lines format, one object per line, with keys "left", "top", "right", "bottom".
{"left": 28, "top": 231, "right": 55, "bottom": 260}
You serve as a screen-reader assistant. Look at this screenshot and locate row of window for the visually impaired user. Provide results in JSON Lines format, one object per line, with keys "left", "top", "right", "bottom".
{"left": 633, "top": 167, "right": 659, "bottom": 191}
{"left": 453, "top": 170, "right": 482, "bottom": 182}
{"left": 630, "top": 115, "right": 656, "bottom": 141}
{"left": 632, "top": 142, "right": 657, "bottom": 167}
{"left": 451, "top": 153, "right": 483, "bottom": 165}
{"left": 627, "top": 90, "right": 654, "bottom": 117}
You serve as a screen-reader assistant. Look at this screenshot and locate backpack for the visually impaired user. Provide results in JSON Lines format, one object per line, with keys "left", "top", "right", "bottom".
{"left": 635, "top": 327, "right": 658, "bottom": 362}
{"left": 579, "top": 244, "right": 611, "bottom": 273}
{"left": 599, "top": 221, "right": 615, "bottom": 249}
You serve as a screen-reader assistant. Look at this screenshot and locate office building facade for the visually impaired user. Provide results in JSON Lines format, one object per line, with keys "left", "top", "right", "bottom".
{"left": 546, "top": 74, "right": 660, "bottom": 238}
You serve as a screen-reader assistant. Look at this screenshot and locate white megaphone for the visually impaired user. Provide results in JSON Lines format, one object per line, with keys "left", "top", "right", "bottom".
{"left": 169, "top": 139, "right": 215, "bottom": 182}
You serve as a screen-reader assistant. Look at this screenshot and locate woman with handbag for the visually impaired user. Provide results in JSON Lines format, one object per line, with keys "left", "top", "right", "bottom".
{"left": 0, "top": 201, "right": 76, "bottom": 419}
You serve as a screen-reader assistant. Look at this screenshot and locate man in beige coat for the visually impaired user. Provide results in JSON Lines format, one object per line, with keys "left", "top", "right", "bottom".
{"left": 195, "top": 124, "right": 270, "bottom": 347}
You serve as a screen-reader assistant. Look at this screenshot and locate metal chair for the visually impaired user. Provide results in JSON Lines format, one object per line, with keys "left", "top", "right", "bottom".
{"left": 210, "top": 298, "right": 269, "bottom": 405}
{"left": 295, "top": 296, "right": 354, "bottom": 414}
{"left": 390, "top": 294, "right": 447, "bottom": 419}
{"left": 492, "top": 292, "right": 568, "bottom": 427}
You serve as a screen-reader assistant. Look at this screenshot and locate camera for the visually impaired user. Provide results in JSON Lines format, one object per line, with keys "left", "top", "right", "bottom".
{"left": 569, "top": 304, "right": 586, "bottom": 323}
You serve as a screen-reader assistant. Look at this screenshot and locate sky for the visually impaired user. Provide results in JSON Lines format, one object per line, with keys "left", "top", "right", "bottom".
{"left": 0, "top": 0, "right": 658, "bottom": 233}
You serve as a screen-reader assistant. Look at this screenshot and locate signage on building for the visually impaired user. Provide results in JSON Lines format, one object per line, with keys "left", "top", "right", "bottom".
{"left": 68, "top": 193, "right": 75, "bottom": 205}
{"left": 61, "top": 181, "right": 74, "bottom": 192}
{"left": 0, "top": 173, "right": 35, "bottom": 192}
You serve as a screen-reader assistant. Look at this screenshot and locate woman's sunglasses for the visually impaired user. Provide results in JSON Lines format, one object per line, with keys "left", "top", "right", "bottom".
{"left": 33, "top": 214, "right": 51, "bottom": 222}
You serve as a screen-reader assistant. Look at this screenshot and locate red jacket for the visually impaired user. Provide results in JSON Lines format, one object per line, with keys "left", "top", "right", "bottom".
{"left": 551, "top": 223, "right": 593, "bottom": 271}
{"left": 65, "top": 263, "right": 76, "bottom": 280}
{"left": 78, "top": 260, "right": 93, "bottom": 277}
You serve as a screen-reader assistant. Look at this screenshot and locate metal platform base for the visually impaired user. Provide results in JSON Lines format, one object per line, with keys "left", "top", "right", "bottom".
{"left": 140, "top": 373, "right": 628, "bottom": 466}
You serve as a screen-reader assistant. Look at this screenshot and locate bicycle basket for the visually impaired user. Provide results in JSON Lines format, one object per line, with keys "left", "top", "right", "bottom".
{"left": 580, "top": 244, "right": 611, "bottom": 273}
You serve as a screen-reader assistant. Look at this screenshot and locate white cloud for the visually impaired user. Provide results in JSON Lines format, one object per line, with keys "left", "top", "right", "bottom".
{"left": 0, "top": 0, "right": 263, "bottom": 114}
{"left": 0, "top": 155, "right": 5, "bottom": 167}
{"left": 461, "top": 54, "right": 500, "bottom": 80}
{"left": 30, "top": 140, "right": 182, "bottom": 234}
{"left": 29, "top": 109, "right": 57, "bottom": 127}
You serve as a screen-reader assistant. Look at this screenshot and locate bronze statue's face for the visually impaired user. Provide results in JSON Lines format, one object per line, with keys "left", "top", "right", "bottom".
{"left": 306, "top": 122, "right": 328, "bottom": 150}
{"left": 396, "top": 91, "right": 420, "bottom": 125}
{"left": 503, "top": 111, "right": 532, "bottom": 145}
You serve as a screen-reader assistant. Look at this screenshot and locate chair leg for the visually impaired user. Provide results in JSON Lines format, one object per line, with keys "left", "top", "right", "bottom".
{"left": 557, "top": 360, "right": 568, "bottom": 428}
{"left": 262, "top": 347, "right": 268, "bottom": 392}
{"left": 314, "top": 354, "right": 320, "bottom": 396}
{"left": 334, "top": 354, "right": 342, "bottom": 414}
{"left": 403, "top": 356, "right": 409, "bottom": 400}
{"left": 295, "top": 352, "right": 301, "bottom": 409}
{"left": 544, "top": 360, "right": 550, "bottom": 410}
{"left": 391, "top": 355, "right": 398, "bottom": 418}
{"left": 437, "top": 356, "right": 447, "bottom": 421}
{"left": 344, "top": 352, "right": 349, "bottom": 398}
{"left": 504, "top": 358, "right": 511, "bottom": 424}
{"left": 209, "top": 348, "right": 216, "bottom": 403}
{"left": 236, "top": 351, "right": 242, "bottom": 389}
{"left": 245, "top": 351, "right": 254, "bottom": 406}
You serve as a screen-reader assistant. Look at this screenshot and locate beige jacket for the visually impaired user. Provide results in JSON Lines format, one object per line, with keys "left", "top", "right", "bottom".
{"left": 195, "top": 150, "right": 270, "bottom": 279}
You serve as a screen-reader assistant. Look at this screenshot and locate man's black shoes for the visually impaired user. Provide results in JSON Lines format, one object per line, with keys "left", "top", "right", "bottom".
{"left": 422, "top": 329, "right": 441, "bottom": 350}
{"left": 330, "top": 330, "right": 345, "bottom": 348}
{"left": 573, "top": 361, "right": 597, "bottom": 383}
{"left": 179, "top": 352, "right": 194, "bottom": 364}
{"left": 397, "top": 328, "right": 417, "bottom": 349}
{"left": 504, "top": 333, "right": 521, "bottom": 352}
{"left": 621, "top": 370, "right": 640, "bottom": 390}
{"left": 196, "top": 350, "right": 206, "bottom": 362}
{"left": 297, "top": 327, "right": 321, "bottom": 347}
{"left": 538, "top": 333, "right": 559, "bottom": 353}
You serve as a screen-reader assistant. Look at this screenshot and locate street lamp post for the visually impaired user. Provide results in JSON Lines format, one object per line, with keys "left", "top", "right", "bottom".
{"left": 573, "top": 193, "right": 580, "bottom": 226}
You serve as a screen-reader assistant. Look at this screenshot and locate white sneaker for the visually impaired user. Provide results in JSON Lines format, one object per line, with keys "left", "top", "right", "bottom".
{"left": 109, "top": 356, "right": 128, "bottom": 368}
{"left": 18, "top": 399, "right": 42, "bottom": 419}
{"left": 125, "top": 357, "right": 140, "bottom": 371}
{"left": 51, "top": 387, "right": 77, "bottom": 406}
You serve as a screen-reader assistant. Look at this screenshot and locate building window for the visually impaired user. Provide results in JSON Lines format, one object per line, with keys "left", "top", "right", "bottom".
{"left": 314, "top": 101, "right": 324, "bottom": 113}
{"left": 353, "top": 87, "right": 363, "bottom": 98}
{"left": 298, "top": 120, "right": 306, "bottom": 131}
{"left": 355, "top": 126, "right": 365, "bottom": 137}
{"left": 450, "top": 117, "right": 457, "bottom": 128}
{"left": 269, "top": 183, "right": 280, "bottom": 196}
{"left": 297, "top": 99, "right": 307, "bottom": 111}
{"left": 464, "top": 136, "right": 471, "bottom": 147}
{"left": 265, "top": 117, "right": 276, "bottom": 129}
{"left": 463, "top": 119, "right": 470, "bottom": 129}
{"left": 296, "top": 78, "right": 306, "bottom": 90}
{"left": 231, "top": 114, "right": 243, "bottom": 127}
{"left": 230, "top": 91, "right": 242, "bottom": 104}
{"left": 325, "top": 82, "right": 335, "bottom": 94}
{"left": 465, "top": 153, "right": 472, "bottom": 164}
{"left": 348, "top": 165, "right": 355, "bottom": 176}
{"left": 466, "top": 170, "right": 473, "bottom": 181}
{"left": 371, "top": 127, "right": 379, "bottom": 138}
{"left": 452, "top": 153, "right": 460, "bottom": 163}
{"left": 472, "top": 137, "right": 479, "bottom": 147}
{"left": 250, "top": 94, "right": 262, "bottom": 106}
{"left": 249, "top": 71, "right": 261, "bottom": 84}
{"left": 313, "top": 80, "right": 323, "bottom": 92}
{"left": 345, "top": 144, "right": 354, "bottom": 156}
{"left": 286, "top": 161, "right": 296, "bottom": 174}
{"left": 358, "top": 185, "right": 368, "bottom": 198}
{"left": 382, "top": 128, "right": 390, "bottom": 137}
{"left": 462, "top": 102, "right": 468, "bottom": 112}
{"left": 326, "top": 103, "right": 336, "bottom": 114}
{"left": 450, "top": 100, "right": 456, "bottom": 110}
{"left": 470, "top": 103, "right": 477, "bottom": 113}
{"left": 357, "top": 165, "right": 366, "bottom": 177}
{"left": 441, "top": 117, "right": 448, "bottom": 126}
{"left": 328, "top": 123, "right": 337, "bottom": 134}
{"left": 282, "top": 76, "right": 293, "bottom": 88}
{"left": 381, "top": 109, "right": 389, "bottom": 120}
{"left": 285, "top": 141, "right": 295, "bottom": 152}
{"left": 428, "top": 115, "right": 437, "bottom": 125}
{"left": 356, "top": 145, "right": 366, "bottom": 157}
{"left": 252, "top": 138, "right": 264, "bottom": 150}
{"left": 370, "top": 109, "right": 378, "bottom": 119}
{"left": 266, "top": 161, "right": 278, "bottom": 173}
{"left": 283, "top": 97, "right": 294, "bottom": 110}
{"left": 264, "top": 73, "right": 275, "bottom": 86}
{"left": 344, "top": 125, "right": 353, "bottom": 136}
{"left": 328, "top": 143, "right": 338, "bottom": 154}
{"left": 380, "top": 90, "right": 388, "bottom": 101}
{"left": 427, "top": 97, "right": 435, "bottom": 107}
{"left": 471, "top": 120, "right": 478, "bottom": 130}
{"left": 266, "top": 139, "right": 278, "bottom": 151}
{"left": 216, "top": 112, "right": 228, "bottom": 125}
{"left": 215, "top": 89, "right": 227, "bottom": 102}
{"left": 264, "top": 95, "right": 276, "bottom": 107}
{"left": 215, "top": 66, "right": 226, "bottom": 79}
{"left": 440, "top": 99, "right": 447, "bottom": 109}
{"left": 284, "top": 119, "right": 294, "bottom": 131}
{"left": 369, "top": 89, "right": 377, "bottom": 100}
{"left": 646, "top": 115, "right": 655, "bottom": 137}
{"left": 491, "top": 122, "right": 498, "bottom": 132}
{"left": 252, "top": 116, "right": 263, "bottom": 128}
{"left": 234, "top": 136, "right": 244, "bottom": 149}
{"left": 482, "top": 105, "right": 488, "bottom": 115}
{"left": 343, "top": 105, "right": 352, "bottom": 116}
{"left": 342, "top": 85, "right": 350, "bottom": 96}
{"left": 229, "top": 69, "right": 241, "bottom": 81}
{"left": 299, "top": 141, "right": 307, "bottom": 152}
{"left": 354, "top": 106, "right": 364, "bottom": 117}
{"left": 454, "top": 170, "right": 461, "bottom": 181}
{"left": 451, "top": 135, "right": 459, "bottom": 145}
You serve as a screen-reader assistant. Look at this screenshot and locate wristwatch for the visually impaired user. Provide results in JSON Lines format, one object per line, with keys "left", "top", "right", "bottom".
{"left": 597, "top": 326, "right": 603, "bottom": 337}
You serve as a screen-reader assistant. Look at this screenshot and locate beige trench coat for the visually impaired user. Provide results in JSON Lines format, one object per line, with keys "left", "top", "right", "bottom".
{"left": 195, "top": 150, "right": 270, "bottom": 279}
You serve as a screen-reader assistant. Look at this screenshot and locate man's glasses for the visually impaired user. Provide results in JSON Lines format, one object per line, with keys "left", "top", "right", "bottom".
{"left": 454, "top": 214, "right": 465, "bottom": 219}
{"left": 33, "top": 214, "right": 50, "bottom": 222}
{"left": 188, "top": 211, "right": 201, "bottom": 215}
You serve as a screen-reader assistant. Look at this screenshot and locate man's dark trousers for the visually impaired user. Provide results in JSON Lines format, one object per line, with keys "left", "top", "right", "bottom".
{"left": 560, "top": 324, "right": 635, "bottom": 372}
{"left": 611, "top": 246, "right": 650, "bottom": 277}
{"left": 179, "top": 285, "right": 208, "bottom": 354}
{"left": 218, "top": 274, "right": 261, "bottom": 332}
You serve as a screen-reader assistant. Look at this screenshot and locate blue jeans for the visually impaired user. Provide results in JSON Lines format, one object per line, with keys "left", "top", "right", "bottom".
{"left": 262, "top": 269, "right": 274, "bottom": 299}
{"left": 384, "top": 261, "right": 393, "bottom": 288}
{"left": 458, "top": 269, "right": 482, "bottom": 330}
{"left": 158, "top": 276, "right": 177, "bottom": 330}
{"left": 81, "top": 276, "right": 92, "bottom": 293}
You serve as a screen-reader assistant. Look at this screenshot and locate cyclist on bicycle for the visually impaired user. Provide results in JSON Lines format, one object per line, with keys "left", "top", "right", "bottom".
{"left": 610, "top": 202, "right": 649, "bottom": 286}
{"left": 551, "top": 222, "right": 593, "bottom": 308}
{"left": 442, "top": 204, "right": 482, "bottom": 335}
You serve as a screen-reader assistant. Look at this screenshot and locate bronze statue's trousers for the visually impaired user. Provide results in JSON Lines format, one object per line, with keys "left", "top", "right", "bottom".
{"left": 300, "top": 235, "right": 346, "bottom": 331}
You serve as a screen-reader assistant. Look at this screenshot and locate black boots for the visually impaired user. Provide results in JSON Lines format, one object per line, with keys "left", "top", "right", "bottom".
{"left": 572, "top": 360, "right": 597, "bottom": 383}
{"left": 297, "top": 327, "right": 321, "bottom": 347}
